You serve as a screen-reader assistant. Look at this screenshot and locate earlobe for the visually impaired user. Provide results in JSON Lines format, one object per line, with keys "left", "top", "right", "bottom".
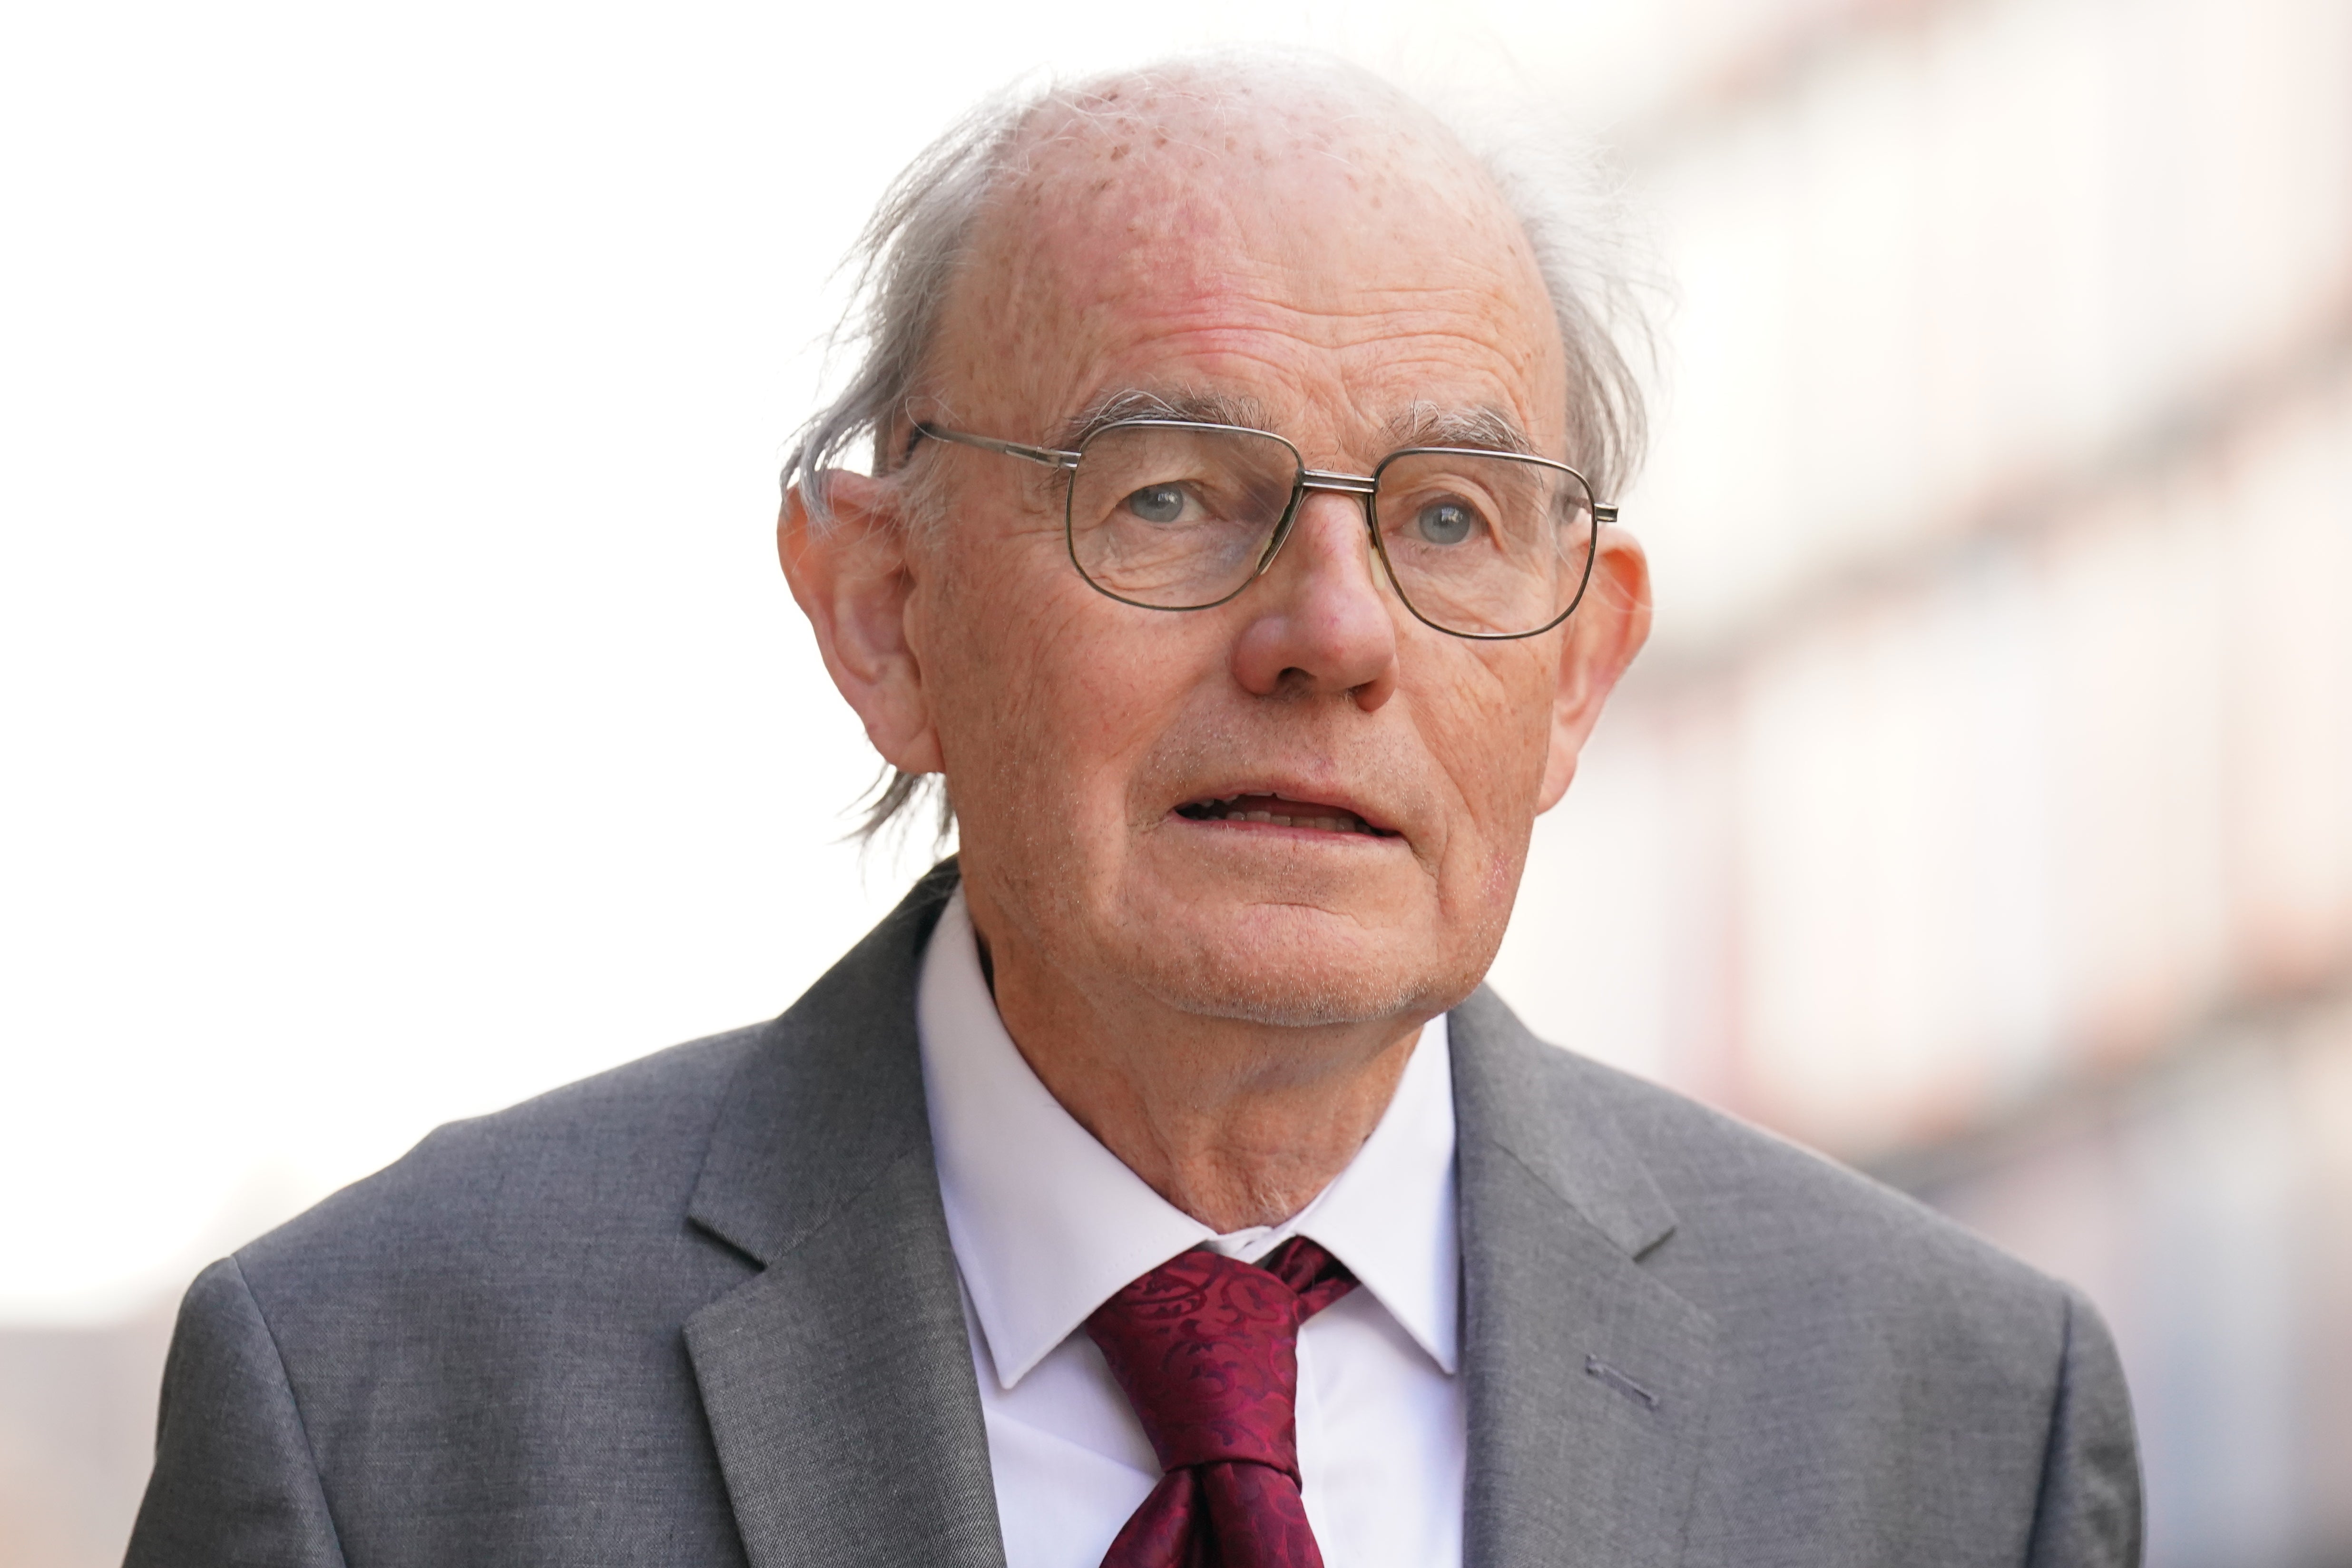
{"left": 779, "top": 472, "right": 946, "bottom": 776}
{"left": 1536, "top": 530, "right": 1653, "bottom": 813}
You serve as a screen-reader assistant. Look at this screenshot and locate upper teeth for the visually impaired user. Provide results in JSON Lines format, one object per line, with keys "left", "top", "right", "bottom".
{"left": 1186, "top": 797, "right": 1373, "bottom": 833}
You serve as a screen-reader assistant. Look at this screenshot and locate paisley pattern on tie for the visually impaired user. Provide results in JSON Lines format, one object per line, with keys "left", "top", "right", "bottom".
{"left": 1084, "top": 1236, "right": 1357, "bottom": 1568}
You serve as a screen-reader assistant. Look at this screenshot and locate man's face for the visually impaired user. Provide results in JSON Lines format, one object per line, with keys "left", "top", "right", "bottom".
{"left": 885, "top": 89, "right": 1641, "bottom": 1033}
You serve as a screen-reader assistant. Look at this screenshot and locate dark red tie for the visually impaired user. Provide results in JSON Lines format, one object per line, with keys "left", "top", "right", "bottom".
{"left": 1083, "top": 1236, "right": 1357, "bottom": 1568}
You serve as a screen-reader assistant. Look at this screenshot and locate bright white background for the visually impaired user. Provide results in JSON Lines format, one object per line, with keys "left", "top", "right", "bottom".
{"left": 0, "top": 0, "right": 1741, "bottom": 1323}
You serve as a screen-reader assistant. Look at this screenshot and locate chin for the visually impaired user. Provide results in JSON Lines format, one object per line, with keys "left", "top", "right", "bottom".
{"left": 1119, "top": 912, "right": 1482, "bottom": 1030}
{"left": 1145, "top": 968, "right": 1425, "bottom": 1029}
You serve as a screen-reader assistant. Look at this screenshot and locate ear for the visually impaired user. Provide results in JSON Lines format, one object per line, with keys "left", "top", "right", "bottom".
{"left": 779, "top": 471, "right": 945, "bottom": 775}
{"left": 1536, "top": 528, "right": 1652, "bottom": 813}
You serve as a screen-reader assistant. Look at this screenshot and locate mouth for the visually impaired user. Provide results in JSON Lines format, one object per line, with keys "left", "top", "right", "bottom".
{"left": 1171, "top": 790, "right": 1400, "bottom": 838}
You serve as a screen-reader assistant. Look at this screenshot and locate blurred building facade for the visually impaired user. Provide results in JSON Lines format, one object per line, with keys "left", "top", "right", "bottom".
{"left": 1490, "top": 0, "right": 2352, "bottom": 1562}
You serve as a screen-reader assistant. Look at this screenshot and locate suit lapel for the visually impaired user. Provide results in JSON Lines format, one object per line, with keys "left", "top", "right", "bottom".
{"left": 1451, "top": 988, "right": 1717, "bottom": 1568}
{"left": 676, "top": 868, "right": 1713, "bottom": 1567}
{"left": 683, "top": 862, "right": 1006, "bottom": 1568}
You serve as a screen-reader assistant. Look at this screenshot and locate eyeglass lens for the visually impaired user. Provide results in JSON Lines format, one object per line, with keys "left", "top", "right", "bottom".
{"left": 1065, "top": 422, "right": 1597, "bottom": 637}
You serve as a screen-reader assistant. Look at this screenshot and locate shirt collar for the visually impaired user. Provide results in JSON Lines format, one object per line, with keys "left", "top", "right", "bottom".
{"left": 918, "top": 886, "right": 1459, "bottom": 1390}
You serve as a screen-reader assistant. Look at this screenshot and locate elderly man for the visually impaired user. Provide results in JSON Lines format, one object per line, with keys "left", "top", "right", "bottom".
{"left": 127, "top": 56, "right": 2139, "bottom": 1568}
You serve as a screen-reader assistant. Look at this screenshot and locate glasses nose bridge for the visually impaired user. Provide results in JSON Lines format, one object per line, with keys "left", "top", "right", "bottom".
{"left": 1273, "top": 465, "right": 1381, "bottom": 548}
{"left": 1254, "top": 463, "right": 1386, "bottom": 589}
{"left": 1297, "top": 467, "right": 1380, "bottom": 504}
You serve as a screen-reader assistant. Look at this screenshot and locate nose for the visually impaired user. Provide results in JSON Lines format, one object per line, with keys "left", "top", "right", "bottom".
{"left": 1227, "top": 489, "right": 1399, "bottom": 710}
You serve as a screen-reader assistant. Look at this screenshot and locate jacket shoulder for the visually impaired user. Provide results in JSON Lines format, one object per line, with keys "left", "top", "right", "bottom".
{"left": 1444, "top": 978, "right": 2077, "bottom": 1350}
{"left": 1478, "top": 1018, "right": 2144, "bottom": 1558}
{"left": 236, "top": 1022, "right": 770, "bottom": 1294}
{"left": 1551, "top": 1041, "right": 2059, "bottom": 1306}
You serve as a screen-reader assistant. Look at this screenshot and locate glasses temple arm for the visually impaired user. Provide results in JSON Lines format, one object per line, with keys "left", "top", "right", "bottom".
{"left": 911, "top": 422, "right": 1082, "bottom": 472}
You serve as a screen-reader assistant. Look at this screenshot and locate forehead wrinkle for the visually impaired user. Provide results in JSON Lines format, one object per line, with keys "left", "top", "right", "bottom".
{"left": 1019, "top": 318, "right": 1555, "bottom": 467}
{"left": 1126, "top": 281, "right": 1544, "bottom": 340}
{"left": 1091, "top": 289, "right": 1556, "bottom": 388}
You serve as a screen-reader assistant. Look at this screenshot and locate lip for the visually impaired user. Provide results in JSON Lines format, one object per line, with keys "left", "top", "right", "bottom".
{"left": 1166, "top": 781, "right": 1403, "bottom": 839}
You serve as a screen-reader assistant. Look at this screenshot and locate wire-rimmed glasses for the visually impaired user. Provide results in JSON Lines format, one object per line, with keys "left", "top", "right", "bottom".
{"left": 913, "top": 418, "right": 1616, "bottom": 640}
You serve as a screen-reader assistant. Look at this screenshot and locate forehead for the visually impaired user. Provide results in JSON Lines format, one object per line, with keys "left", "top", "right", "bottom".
{"left": 931, "top": 76, "right": 1566, "bottom": 456}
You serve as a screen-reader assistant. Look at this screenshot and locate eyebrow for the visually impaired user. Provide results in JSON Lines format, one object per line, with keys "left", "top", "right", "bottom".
{"left": 1382, "top": 401, "right": 1537, "bottom": 455}
{"left": 1054, "top": 387, "right": 1274, "bottom": 449}
{"left": 1054, "top": 387, "right": 1539, "bottom": 461}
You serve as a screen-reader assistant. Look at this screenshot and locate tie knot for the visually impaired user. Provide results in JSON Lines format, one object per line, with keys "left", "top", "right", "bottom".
{"left": 1084, "top": 1237, "right": 1356, "bottom": 1478}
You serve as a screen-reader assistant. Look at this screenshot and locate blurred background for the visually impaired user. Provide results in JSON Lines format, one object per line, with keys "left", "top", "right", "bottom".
{"left": 1, "top": 0, "right": 2346, "bottom": 1562}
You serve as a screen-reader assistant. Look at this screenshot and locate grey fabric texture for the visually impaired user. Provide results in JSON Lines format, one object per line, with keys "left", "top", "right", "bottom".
{"left": 126, "top": 861, "right": 2141, "bottom": 1566}
{"left": 1450, "top": 986, "right": 2143, "bottom": 1567}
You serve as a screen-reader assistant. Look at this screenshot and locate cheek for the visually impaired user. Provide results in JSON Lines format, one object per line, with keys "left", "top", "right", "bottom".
{"left": 924, "top": 551, "right": 1203, "bottom": 820}
{"left": 1421, "top": 644, "right": 1552, "bottom": 799}
{"left": 1415, "top": 643, "right": 1556, "bottom": 850}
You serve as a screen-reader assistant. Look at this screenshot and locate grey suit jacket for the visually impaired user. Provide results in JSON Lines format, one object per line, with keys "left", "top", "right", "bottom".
{"left": 126, "top": 860, "right": 2141, "bottom": 1566}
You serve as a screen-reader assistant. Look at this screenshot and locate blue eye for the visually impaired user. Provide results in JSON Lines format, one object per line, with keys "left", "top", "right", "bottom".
{"left": 1126, "top": 484, "right": 1186, "bottom": 524}
{"left": 1414, "top": 500, "right": 1475, "bottom": 545}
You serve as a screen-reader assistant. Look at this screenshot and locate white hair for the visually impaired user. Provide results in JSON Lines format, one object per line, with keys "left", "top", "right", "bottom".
{"left": 784, "top": 51, "right": 1655, "bottom": 841}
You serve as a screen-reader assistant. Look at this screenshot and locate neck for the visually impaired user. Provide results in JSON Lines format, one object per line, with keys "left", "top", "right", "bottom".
{"left": 964, "top": 890, "right": 1428, "bottom": 1235}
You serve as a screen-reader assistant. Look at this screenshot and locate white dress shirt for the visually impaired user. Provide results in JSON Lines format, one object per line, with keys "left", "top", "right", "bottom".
{"left": 917, "top": 888, "right": 1465, "bottom": 1568}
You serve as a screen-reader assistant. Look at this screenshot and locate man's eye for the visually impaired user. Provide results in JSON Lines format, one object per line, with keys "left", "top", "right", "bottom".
{"left": 1413, "top": 500, "right": 1477, "bottom": 545}
{"left": 1124, "top": 484, "right": 1188, "bottom": 524}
